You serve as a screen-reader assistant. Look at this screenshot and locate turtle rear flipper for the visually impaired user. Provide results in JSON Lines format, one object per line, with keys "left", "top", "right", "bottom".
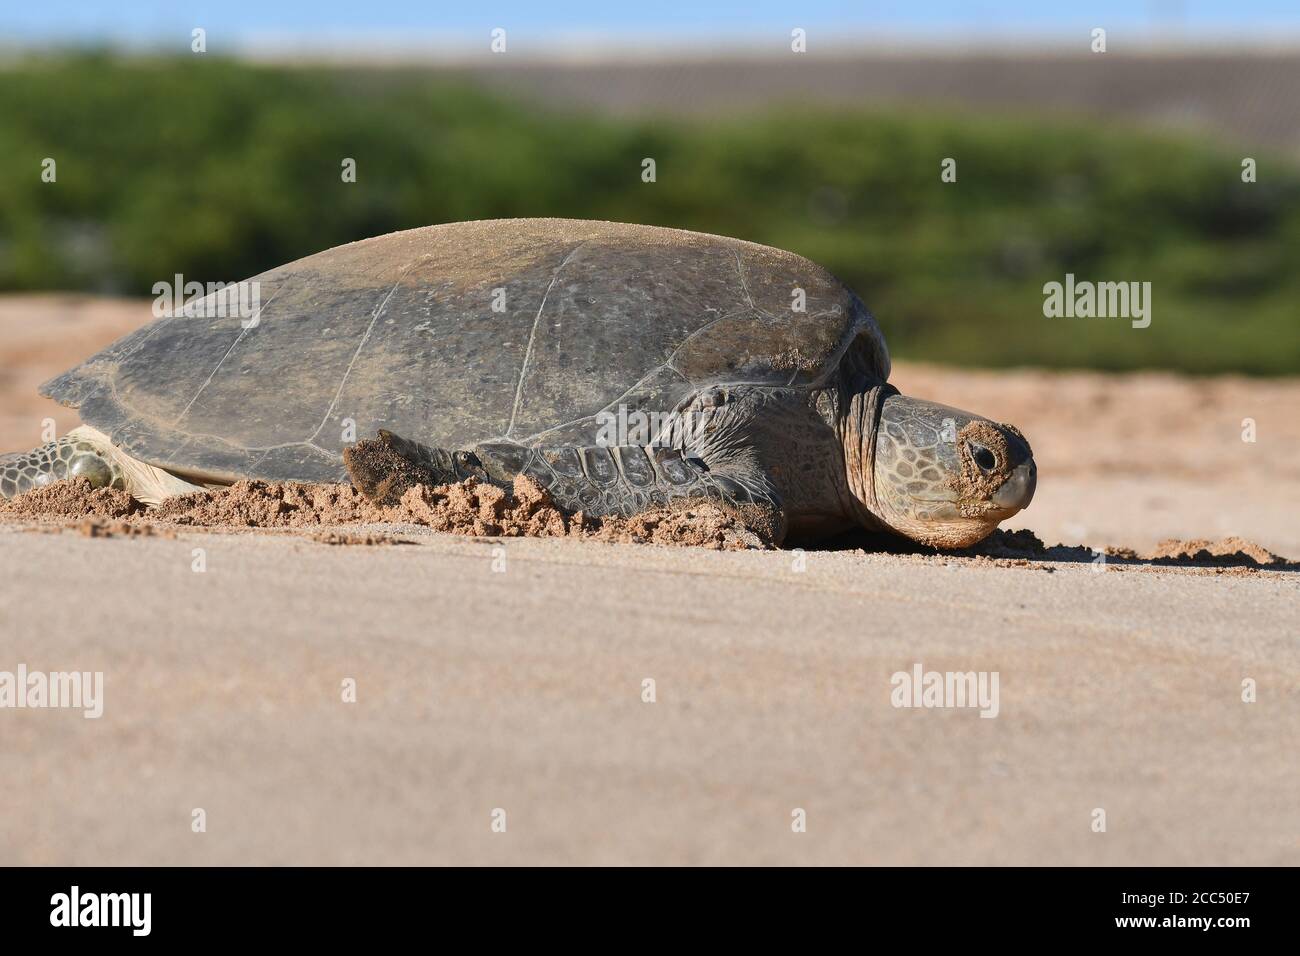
{"left": 0, "top": 426, "right": 204, "bottom": 504}
{"left": 0, "top": 435, "right": 122, "bottom": 499}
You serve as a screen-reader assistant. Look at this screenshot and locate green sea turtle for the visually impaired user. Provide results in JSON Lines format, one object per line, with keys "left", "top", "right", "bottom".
{"left": 0, "top": 219, "right": 1034, "bottom": 547}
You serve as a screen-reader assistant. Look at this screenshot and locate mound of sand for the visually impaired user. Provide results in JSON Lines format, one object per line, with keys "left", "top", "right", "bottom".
{"left": 1, "top": 476, "right": 782, "bottom": 551}
{"left": 1144, "top": 536, "right": 1289, "bottom": 568}
{"left": 0, "top": 478, "right": 140, "bottom": 520}
{"left": 966, "top": 527, "right": 1290, "bottom": 569}
{"left": 3, "top": 476, "right": 1290, "bottom": 567}
{"left": 151, "top": 480, "right": 380, "bottom": 528}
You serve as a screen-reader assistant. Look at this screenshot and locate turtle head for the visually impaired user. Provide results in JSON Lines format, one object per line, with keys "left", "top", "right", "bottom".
{"left": 860, "top": 393, "right": 1036, "bottom": 548}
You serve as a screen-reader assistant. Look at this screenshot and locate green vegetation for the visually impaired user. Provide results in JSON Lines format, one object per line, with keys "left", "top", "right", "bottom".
{"left": 2, "top": 54, "right": 1297, "bottom": 373}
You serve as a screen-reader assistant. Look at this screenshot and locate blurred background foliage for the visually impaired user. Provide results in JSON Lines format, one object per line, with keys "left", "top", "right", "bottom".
{"left": 1, "top": 54, "right": 1297, "bottom": 373}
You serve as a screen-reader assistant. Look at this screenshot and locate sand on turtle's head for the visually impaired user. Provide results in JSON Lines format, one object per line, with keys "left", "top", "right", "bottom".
{"left": 859, "top": 393, "right": 1036, "bottom": 548}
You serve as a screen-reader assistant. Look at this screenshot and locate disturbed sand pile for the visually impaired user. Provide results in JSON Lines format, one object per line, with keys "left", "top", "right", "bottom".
{"left": 0, "top": 478, "right": 140, "bottom": 519}
{"left": 961, "top": 527, "right": 1293, "bottom": 571}
{"left": 0, "top": 476, "right": 782, "bottom": 550}
{"left": 2, "top": 476, "right": 1292, "bottom": 571}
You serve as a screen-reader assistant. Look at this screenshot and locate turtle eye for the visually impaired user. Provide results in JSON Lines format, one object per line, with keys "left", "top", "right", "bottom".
{"left": 968, "top": 442, "right": 996, "bottom": 472}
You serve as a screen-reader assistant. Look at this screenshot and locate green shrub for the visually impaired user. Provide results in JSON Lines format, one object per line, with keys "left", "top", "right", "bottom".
{"left": 1, "top": 54, "right": 1296, "bottom": 373}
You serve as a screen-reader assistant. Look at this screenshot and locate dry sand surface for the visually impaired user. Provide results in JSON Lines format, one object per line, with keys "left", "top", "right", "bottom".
{"left": 2, "top": 293, "right": 1298, "bottom": 866}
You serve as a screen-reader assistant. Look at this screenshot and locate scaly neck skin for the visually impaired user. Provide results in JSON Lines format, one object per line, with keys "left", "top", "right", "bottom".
{"left": 835, "top": 382, "right": 897, "bottom": 533}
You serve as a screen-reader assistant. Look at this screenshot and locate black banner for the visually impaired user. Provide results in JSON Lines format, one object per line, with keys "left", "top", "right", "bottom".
{"left": 0, "top": 866, "right": 1286, "bottom": 941}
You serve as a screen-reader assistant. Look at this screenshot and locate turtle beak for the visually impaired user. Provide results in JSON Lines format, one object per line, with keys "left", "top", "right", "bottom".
{"left": 991, "top": 459, "right": 1036, "bottom": 513}
{"left": 990, "top": 427, "right": 1036, "bottom": 515}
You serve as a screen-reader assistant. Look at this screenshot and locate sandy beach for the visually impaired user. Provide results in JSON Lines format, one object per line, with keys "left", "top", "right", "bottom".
{"left": 1, "top": 294, "right": 1297, "bottom": 865}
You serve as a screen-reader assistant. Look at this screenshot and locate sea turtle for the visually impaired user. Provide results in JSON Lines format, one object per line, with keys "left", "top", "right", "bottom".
{"left": 0, "top": 219, "right": 1035, "bottom": 547}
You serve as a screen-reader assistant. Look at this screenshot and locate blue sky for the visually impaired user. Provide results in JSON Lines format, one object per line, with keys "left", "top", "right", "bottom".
{"left": 3, "top": 1, "right": 1297, "bottom": 46}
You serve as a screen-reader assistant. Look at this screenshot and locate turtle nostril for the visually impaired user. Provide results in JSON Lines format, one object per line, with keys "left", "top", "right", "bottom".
{"left": 968, "top": 442, "right": 996, "bottom": 472}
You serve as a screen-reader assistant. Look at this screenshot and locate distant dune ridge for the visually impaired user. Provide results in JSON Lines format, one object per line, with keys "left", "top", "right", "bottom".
{"left": 407, "top": 50, "right": 1299, "bottom": 150}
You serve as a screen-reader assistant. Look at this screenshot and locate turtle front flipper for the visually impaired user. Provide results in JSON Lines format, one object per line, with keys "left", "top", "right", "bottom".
{"left": 345, "top": 430, "right": 787, "bottom": 541}
{"left": 343, "top": 430, "right": 490, "bottom": 507}
{"left": 0, "top": 436, "right": 124, "bottom": 499}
